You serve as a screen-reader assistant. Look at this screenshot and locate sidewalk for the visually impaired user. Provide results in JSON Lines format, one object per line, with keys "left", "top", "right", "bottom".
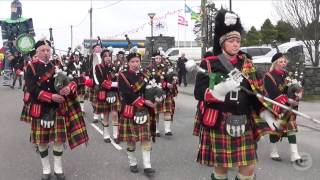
{"left": 178, "top": 84, "right": 320, "bottom": 132}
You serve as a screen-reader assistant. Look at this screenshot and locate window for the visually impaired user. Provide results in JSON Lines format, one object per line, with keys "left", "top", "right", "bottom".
{"left": 168, "top": 50, "right": 179, "bottom": 56}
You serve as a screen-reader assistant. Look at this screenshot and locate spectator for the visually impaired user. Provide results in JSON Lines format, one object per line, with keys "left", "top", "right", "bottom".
{"left": 10, "top": 51, "right": 24, "bottom": 89}
{"left": 177, "top": 52, "right": 188, "bottom": 87}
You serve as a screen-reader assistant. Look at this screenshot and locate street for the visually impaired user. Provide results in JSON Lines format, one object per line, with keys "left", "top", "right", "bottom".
{"left": 0, "top": 84, "right": 320, "bottom": 180}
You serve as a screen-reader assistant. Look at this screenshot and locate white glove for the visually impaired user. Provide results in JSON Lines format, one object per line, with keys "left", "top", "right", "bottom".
{"left": 155, "top": 96, "right": 163, "bottom": 103}
{"left": 260, "top": 110, "right": 280, "bottom": 131}
{"left": 111, "top": 82, "right": 118, "bottom": 88}
{"left": 228, "top": 68, "right": 243, "bottom": 84}
{"left": 210, "top": 78, "right": 240, "bottom": 102}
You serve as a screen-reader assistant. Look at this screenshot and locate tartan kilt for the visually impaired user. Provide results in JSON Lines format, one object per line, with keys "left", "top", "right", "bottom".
{"left": 277, "top": 111, "right": 298, "bottom": 136}
{"left": 155, "top": 95, "right": 174, "bottom": 114}
{"left": 93, "top": 94, "right": 121, "bottom": 114}
{"left": 197, "top": 112, "right": 272, "bottom": 168}
{"left": 77, "top": 85, "right": 86, "bottom": 96}
{"left": 83, "top": 87, "right": 89, "bottom": 100}
{"left": 63, "top": 97, "right": 89, "bottom": 149}
{"left": 193, "top": 109, "right": 201, "bottom": 136}
{"left": 118, "top": 111, "right": 151, "bottom": 142}
{"left": 20, "top": 103, "right": 32, "bottom": 123}
{"left": 88, "top": 87, "right": 97, "bottom": 103}
{"left": 30, "top": 114, "right": 67, "bottom": 145}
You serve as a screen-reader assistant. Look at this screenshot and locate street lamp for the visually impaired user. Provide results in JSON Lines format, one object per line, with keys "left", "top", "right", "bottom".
{"left": 148, "top": 12, "right": 156, "bottom": 56}
{"left": 148, "top": 12, "right": 156, "bottom": 37}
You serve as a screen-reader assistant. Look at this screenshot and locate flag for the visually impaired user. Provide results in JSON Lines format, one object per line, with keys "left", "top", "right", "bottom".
{"left": 178, "top": 15, "right": 188, "bottom": 26}
{"left": 191, "top": 11, "right": 201, "bottom": 21}
{"left": 185, "top": 4, "right": 192, "bottom": 13}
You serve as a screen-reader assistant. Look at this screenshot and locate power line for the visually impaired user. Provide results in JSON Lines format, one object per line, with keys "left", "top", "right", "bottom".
{"left": 92, "top": 0, "right": 123, "bottom": 10}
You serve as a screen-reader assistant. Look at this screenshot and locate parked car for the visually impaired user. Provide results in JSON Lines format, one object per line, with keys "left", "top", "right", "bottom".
{"left": 240, "top": 46, "right": 272, "bottom": 59}
{"left": 253, "top": 41, "right": 312, "bottom": 65}
{"left": 164, "top": 47, "right": 201, "bottom": 64}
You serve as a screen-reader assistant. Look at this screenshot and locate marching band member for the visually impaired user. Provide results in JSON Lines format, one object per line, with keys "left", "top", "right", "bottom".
{"left": 118, "top": 52, "right": 156, "bottom": 176}
{"left": 264, "top": 52, "right": 303, "bottom": 164}
{"left": 24, "top": 40, "right": 88, "bottom": 180}
{"left": 66, "top": 50, "right": 86, "bottom": 112}
{"left": 85, "top": 44, "right": 103, "bottom": 123}
{"left": 94, "top": 49, "right": 121, "bottom": 143}
{"left": 194, "top": 9, "right": 276, "bottom": 180}
{"left": 149, "top": 52, "right": 178, "bottom": 136}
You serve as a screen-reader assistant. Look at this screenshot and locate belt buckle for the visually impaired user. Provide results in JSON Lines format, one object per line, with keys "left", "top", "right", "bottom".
{"left": 230, "top": 90, "right": 239, "bottom": 101}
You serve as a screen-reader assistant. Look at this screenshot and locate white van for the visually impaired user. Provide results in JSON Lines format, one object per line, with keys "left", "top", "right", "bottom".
{"left": 253, "top": 41, "right": 312, "bottom": 65}
{"left": 164, "top": 47, "right": 202, "bottom": 63}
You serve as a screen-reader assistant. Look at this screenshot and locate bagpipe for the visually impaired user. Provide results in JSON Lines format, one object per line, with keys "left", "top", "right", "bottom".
{"left": 186, "top": 58, "right": 320, "bottom": 124}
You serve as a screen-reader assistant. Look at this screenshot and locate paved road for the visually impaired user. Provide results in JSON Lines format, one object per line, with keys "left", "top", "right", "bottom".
{"left": 0, "top": 83, "right": 320, "bottom": 180}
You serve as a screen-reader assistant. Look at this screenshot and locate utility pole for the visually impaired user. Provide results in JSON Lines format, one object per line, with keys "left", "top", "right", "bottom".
{"left": 70, "top": 25, "right": 73, "bottom": 50}
{"left": 89, "top": 0, "right": 93, "bottom": 53}
{"left": 201, "top": 0, "right": 207, "bottom": 57}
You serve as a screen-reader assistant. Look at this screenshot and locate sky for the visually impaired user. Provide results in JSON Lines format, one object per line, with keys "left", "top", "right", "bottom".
{"left": 0, "top": 0, "right": 281, "bottom": 52}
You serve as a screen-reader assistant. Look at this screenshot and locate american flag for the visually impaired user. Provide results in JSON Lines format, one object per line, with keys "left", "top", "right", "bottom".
{"left": 178, "top": 15, "right": 188, "bottom": 26}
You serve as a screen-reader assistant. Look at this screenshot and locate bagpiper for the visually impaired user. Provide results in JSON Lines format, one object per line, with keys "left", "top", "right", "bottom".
{"left": 84, "top": 43, "right": 103, "bottom": 123}
{"left": 94, "top": 48, "right": 121, "bottom": 143}
{"left": 264, "top": 52, "right": 304, "bottom": 164}
{"left": 23, "top": 40, "right": 88, "bottom": 180}
{"left": 118, "top": 52, "right": 156, "bottom": 176}
{"left": 148, "top": 51, "right": 178, "bottom": 136}
{"left": 193, "top": 9, "right": 277, "bottom": 180}
{"left": 66, "top": 50, "right": 86, "bottom": 112}
{"left": 20, "top": 49, "right": 37, "bottom": 123}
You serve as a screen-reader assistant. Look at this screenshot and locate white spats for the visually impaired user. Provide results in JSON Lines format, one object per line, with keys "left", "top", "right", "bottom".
{"left": 80, "top": 103, "right": 84, "bottom": 112}
{"left": 113, "top": 125, "right": 118, "bottom": 139}
{"left": 164, "top": 121, "right": 172, "bottom": 133}
{"left": 142, "top": 150, "right": 152, "bottom": 169}
{"left": 290, "top": 144, "right": 302, "bottom": 162}
{"left": 40, "top": 156, "right": 51, "bottom": 174}
{"left": 270, "top": 143, "right": 280, "bottom": 159}
{"left": 103, "top": 126, "right": 111, "bottom": 139}
{"left": 53, "top": 155, "right": 63, "bottom": 174}
{"left": 127, "top": 151, "right": 138, "bottom": 166}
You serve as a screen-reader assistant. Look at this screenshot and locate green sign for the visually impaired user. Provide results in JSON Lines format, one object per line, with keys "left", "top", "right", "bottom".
{"left": 16, "top": 34, "right": 35, "bottom": 54}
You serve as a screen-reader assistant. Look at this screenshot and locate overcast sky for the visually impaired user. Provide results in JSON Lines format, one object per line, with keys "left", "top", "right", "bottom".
{"left": 0, "top": 0, "right": 280, "bottom": 51}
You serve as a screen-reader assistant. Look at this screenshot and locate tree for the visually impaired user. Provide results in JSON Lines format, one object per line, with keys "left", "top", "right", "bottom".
{"left": 275, "top": 0, "right": 320, "bottom": 67}
{"left": 260, "top": 19, "right": 277, "bottom": 45}
{"left": 275, "top": 20, "right": 296, "bottom": 43}
{"left": 245, "top": 26, "right": 261, "bottom": 46}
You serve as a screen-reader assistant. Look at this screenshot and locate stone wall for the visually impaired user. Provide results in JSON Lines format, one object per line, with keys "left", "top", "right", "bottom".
{"left": 186, "top": 63, "right": 320, "bottom": 96}
{"left": 303, "top": 67, "right": 320, "bottom": 95}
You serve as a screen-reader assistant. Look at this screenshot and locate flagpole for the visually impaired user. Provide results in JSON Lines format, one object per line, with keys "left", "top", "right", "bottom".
{"left": 177, "top": 18, "right": 180, "bottom": 48}
{"left": 184, "top": 0, "right": 187, "bottom": 48}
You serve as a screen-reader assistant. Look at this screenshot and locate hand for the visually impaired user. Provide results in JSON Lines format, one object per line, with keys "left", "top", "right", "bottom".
{"left": 288, "top": 98, "right": 299, "bottom": 107}
{"left": 52, "top": 94, "right": 65, "bottom": 103}
{"left": 228, "top": 68, "right": 243, "bottom": 84}
{"left": 260, "top": 110, "right": 280, "bottom": 131}
{"left": 144, "top": 100, "right": 155, "bottom": 108}
{"left": 210, "top": 78, "right": 240, "bottom": 102}
{"left": 59, "top": 86, "right": 71, "bottom": 96}
{"left": 167, "top": 83, "right": 173, "bottom": 89}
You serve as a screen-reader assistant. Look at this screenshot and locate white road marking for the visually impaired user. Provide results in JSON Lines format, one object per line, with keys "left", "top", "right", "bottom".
{"left": 90, "top": 123, "right": 123, "bottom": 151}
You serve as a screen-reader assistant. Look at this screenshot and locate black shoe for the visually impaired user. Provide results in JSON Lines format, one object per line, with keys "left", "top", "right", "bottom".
{"left": 165, "top": 132, "right": 173, "bottom": 136}
{"left": 156, "top": 132, "right": 161, "bottom": 137}
{"left": 114, "top": 138, "right": 120, "bottom": 144}
{"left": 41, "top": 173, "right": 51, "bottom": 180}
{"left": 92, "top": 119, "right": 99, "bottom": 123}
{"left": 54, "top": 172, "right": 65, "bottom": 180}
{"left": 104, "top": 138, "right": 111, "bottom": 143}
{"left": 130, "top": 165, "right": 139, "bottom": 173}
{"left": 271, "top": 157, "right": 282, "bottom": 161}
{"left": 10, "top": 85, "right": 14, "bottom": 89}
{"left": 144, "top": 168, "right": 155, "bottom": 176}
